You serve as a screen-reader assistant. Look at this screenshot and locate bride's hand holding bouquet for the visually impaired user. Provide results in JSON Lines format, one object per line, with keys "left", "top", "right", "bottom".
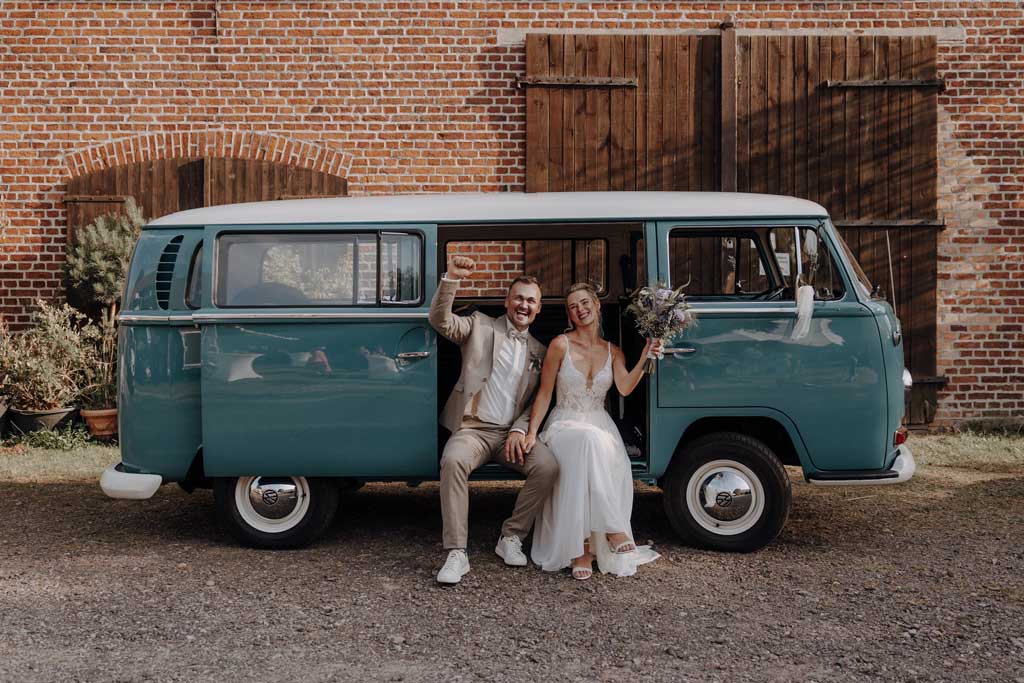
{"left": 626, "top": 283, "right": 695, "bottom": 374}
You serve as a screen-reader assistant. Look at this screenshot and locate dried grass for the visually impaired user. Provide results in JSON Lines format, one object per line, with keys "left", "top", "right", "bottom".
{"left": 0, "top": 443, "right": 119, "bottom": 483}
{"left": 911, "top": 431, "right": 1024, "bottom": 473}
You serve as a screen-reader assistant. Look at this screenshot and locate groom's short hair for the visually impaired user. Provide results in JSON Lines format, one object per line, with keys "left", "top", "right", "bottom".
{"left": 508, "top": 275, "right": 542, "bottom": 296}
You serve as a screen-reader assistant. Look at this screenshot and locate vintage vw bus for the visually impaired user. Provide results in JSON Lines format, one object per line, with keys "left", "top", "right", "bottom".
{"left": 101, "top": 192, "right": 915, "bottom": 552}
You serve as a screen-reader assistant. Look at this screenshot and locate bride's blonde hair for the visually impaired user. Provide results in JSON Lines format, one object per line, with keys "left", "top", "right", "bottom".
{"left": 564, "top": 282, "right": 602, "bottom": 332}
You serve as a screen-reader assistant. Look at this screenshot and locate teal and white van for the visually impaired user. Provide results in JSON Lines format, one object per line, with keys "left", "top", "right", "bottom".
{"left": 101, "top": 192, "right": 914, "bottom": 552}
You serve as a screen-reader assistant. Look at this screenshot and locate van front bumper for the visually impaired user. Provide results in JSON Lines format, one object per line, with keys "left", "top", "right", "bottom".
{"left": 806, "top": 444, "right": 916, "bottom": 486}
{"left": 100, "top": 463, "right": 163, "bottom": 500}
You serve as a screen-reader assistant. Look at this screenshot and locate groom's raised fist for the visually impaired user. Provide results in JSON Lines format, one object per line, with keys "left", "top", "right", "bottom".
{"left": 448, "top": 255, "right": 476, "bottom": 280}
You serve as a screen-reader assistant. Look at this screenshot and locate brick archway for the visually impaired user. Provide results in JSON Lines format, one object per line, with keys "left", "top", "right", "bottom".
{"left": 62, "top": 130, "right": 353, "bottom": 179}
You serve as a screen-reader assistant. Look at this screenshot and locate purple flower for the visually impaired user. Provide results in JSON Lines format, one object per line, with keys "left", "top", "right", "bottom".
{"left": 655, "top": 288, "right": 673, "bottom": 302}
{"left": 673, "top": 308, "right": 688, "bottom": 323}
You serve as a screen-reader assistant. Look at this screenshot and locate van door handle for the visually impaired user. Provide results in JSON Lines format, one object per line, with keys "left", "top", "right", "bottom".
{"left": 397, "top": 351, "right": 431, "bottom": 360}
{"left": 664, "top": 347, "right": 697, "bottom": 355}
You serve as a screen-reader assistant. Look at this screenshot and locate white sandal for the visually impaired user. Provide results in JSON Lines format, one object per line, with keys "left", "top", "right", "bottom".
{"left": 572, "top": 542, "right": 593, "bottom": 580}
{"left": 609, "top": 536, "right": 636, "bottom": 554}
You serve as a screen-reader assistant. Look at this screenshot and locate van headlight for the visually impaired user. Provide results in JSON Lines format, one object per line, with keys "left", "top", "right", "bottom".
{"left": 902, "top": 369, "right": 913, "bottom": 390}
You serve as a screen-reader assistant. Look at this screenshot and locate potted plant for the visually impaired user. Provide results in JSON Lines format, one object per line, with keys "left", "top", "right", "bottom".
{"left": 64, "top": 199, "right": 146, "bottom": 436}
{"left": 0, "top": 301, "right": 101, "bottom": 434}
{"left": 78, "top": 310, "right": 118, "bottom": 438}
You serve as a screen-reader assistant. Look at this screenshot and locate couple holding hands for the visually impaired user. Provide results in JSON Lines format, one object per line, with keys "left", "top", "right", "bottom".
{"left": 431, "top": 256, "right": 662, "bottom": 583}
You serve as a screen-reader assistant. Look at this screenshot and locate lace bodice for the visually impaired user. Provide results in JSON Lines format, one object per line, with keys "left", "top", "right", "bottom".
{"left": 555, "top": 339, "right": 613, "bottom": 414}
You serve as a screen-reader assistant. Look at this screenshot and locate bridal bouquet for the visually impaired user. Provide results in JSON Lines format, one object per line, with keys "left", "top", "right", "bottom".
{"left": 626, "top": 283, "right": 695, "bottom": 374}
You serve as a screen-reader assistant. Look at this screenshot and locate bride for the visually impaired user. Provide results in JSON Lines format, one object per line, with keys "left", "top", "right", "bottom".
{"left": 522, "top": 283, "right": 662, "bottom": 579}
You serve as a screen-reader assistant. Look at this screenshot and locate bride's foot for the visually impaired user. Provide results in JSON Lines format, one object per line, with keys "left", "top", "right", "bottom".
{"left": 607, "top": 532, "right": 636, "bottom": 554}
{"left": 571, "top": 542, "right": 593, "bottom": 580}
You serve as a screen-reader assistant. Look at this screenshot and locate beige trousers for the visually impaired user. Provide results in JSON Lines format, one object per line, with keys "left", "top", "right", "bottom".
{"left": 439, "top": 419, "right": 559, "bottom": 550}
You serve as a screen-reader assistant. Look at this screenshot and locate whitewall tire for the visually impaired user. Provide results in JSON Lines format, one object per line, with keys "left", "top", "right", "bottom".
{"left": 663, "top": 432, "right": 791, "bottom": 552}
{"left": 214, "top": 476, "right": 338, "bottom": 549}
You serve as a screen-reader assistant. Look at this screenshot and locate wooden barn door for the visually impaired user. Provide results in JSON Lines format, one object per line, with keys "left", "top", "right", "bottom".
{"left": 65, "top": 157, "right": 347, "bottom": 234}
{"left": 524, "top": 32, "right": 940, "bottom": 424}
{"left": 524, "top": 34, "right": 721, "bottom": 192}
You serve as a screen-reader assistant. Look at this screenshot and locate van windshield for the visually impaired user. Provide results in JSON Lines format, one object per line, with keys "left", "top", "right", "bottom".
{"left": 834, "top": 231, "right": 874, "bottom": 300}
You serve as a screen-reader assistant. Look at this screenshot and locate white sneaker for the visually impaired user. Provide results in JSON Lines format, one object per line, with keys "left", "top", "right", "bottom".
{"left": 436, "top": 549, "right": 470, "bottom": 584}
{"left": 495, "top": 535, "right": 527, "bottom": 567}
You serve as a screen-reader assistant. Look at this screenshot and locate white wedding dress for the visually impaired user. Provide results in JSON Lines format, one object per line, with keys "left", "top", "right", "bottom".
{"left": 530, "top": 340, "right": 660, "bottom": 576}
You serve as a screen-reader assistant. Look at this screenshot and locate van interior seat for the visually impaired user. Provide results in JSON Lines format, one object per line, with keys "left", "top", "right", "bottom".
{"left": 230, "top": 282, "right": 308, "bottom": 306}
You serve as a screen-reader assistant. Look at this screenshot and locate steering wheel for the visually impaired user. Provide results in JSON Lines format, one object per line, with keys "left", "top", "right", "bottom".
{"left": 754, "top": 286, "right": 788, "bottom": 301}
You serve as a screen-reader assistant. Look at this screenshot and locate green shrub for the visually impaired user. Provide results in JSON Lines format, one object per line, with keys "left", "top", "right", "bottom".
{"left": 8, "top": 423, "right": 94, "bottom": 450}
{"left": 65, "top": 198, "right": 146, "bottom": 317}
{"left": 0, "top": 301, "right": 101, "bottom": 410}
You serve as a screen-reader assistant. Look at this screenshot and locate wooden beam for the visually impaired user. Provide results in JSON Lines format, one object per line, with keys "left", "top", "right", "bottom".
{"left": 824, "top": 78, "right": 945, "bottom": 91}
{"left": 63, "top": 195, "right": 130, "bottom": 203}
{"left": 517, "top": 75, "right": 637, "bottom": 88}
{"left": 833, "top": 219, "right": 945, "bottom": 229}
{"left": 720, "top": 20, "right": 737, "bottom": 192}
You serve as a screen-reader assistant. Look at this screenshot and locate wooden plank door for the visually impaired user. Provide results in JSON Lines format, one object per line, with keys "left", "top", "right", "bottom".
{"left": 525, "top": 33, "right": 721, "bottom": 193}
{"left": 735, "top": 35, "right": 940, "bottom": 423}
{"left": 525, "top": 31, "right": 940, "bottom": 424}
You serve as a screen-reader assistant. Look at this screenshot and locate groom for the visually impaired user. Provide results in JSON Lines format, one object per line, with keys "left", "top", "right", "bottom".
{"left": 428, "top": 255, "right": 558, "bottom": 584}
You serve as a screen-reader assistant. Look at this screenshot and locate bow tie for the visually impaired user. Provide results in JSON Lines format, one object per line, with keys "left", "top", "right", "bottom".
{"left": 507, "top": 329, "right": 529, "bottom": 343}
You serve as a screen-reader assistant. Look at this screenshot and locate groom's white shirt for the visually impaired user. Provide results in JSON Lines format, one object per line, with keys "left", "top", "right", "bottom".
{"left": 441, "top": 273, "right": 528, "bottom": 430}
{"left": 470, "top": 326, "right": 526, "bottom": 427}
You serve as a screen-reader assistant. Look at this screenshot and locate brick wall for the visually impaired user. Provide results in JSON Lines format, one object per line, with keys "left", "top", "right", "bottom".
{"left": 1, "top": 1, "right": 1021, "bottom": 425}
{"left": 446, "top": 241, "right": 525, "bottom": 297}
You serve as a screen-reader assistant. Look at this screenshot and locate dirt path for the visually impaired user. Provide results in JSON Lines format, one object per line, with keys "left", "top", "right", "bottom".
{"left": 1, "top": 465, "right": 1022, "bottom": 682}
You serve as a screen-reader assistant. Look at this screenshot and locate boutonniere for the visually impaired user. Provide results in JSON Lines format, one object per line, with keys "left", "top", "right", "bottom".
{"left": 528, "top": 353, "right": 543, "bottom": 373}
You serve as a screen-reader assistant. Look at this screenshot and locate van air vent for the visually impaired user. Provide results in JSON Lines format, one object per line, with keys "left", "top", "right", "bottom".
{"left": 155, "top": 235, "right": 184, "bottom": 310}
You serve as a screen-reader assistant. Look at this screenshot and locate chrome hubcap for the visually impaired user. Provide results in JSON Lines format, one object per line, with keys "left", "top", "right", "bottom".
{"left": 698, "top": 470, "right": 753, "bottom": 522}
{"left": 234, "top": 476, "right": 311, "bottom": 534}
{"left": 685, "top": 460, "right": 765, "bottom": 536}
{"left": 247, "top": 478, "right": 300, "bottom": 520}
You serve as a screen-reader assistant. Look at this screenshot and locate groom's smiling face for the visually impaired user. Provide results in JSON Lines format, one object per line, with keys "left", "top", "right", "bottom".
{"left": 505, "top": 281, "right": 542, "bottom": 331}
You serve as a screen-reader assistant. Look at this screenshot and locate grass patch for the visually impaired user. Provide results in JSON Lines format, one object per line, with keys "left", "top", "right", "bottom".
{"left": 911, "top": 431, "right": 1024, "bottom": 473}
{"left": 0, "top": 442, "right": 120, "bottom": 483}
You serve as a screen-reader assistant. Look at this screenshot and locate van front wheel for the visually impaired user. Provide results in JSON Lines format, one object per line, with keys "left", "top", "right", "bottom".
{"left": 662, "top": 432, "right": 791, "bottom": 552}
{"left": 213, "top": 476, "right": 338, "bottom": 549}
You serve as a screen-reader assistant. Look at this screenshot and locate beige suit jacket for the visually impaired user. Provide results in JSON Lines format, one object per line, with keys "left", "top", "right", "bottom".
{"left": 429, "top": 278, "right": 546, "bottom": 434}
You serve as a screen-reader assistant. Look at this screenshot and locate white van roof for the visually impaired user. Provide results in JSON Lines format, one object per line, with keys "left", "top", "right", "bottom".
{"left": 146, "top": 191, "right": 828, "bottom": 227}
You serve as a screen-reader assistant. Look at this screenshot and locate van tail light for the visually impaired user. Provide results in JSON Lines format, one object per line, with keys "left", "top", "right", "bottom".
{"left": 894, "top": 428, "right": 908, "bottom": 447}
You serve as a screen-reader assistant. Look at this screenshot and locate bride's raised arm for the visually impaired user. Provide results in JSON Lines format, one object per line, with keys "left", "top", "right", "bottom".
{"left": 611, "top": 339, "right": 658, "bottom": 397}
{"left": 523, "top": 335, "right": 568, "bottom": 453}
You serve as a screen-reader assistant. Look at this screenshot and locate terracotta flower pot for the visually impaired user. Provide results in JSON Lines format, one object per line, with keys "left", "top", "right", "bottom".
{"left": 10, "top": 407, "right": 77, "bottom": 434}
{"left": 80, "top": 407, "right": 119, "bottom": 439}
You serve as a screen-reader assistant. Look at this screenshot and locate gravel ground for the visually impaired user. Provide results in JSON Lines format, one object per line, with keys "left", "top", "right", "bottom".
{"left": 1, "top": 462, "right": 1022, "bottom": 682}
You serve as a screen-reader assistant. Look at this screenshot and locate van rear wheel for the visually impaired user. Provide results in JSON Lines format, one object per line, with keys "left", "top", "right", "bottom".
{"left": 662, "top": 432, "right": 791, "bottom": 552}
{"left": 213, "top": 476, "right": 338, "bottom": 549}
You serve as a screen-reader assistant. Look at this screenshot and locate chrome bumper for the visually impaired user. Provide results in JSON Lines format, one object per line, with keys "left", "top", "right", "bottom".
{"left": 100, "top": 463, "right": 163, "bottom": 499}
{"left": 808, "top": 444, "right": 916, "bottom": 487}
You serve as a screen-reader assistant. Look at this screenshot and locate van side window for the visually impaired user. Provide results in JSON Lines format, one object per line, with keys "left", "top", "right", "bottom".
{"left": 216, "top": 233, "right": 378, "bottom": 307}
{"left": 444, "top": 239, "right": 607, "bottom": 297}
{"left": 769, "top": 227, "right": 846, "bottom": 301}
{"left": 185, "top": 242, "right": 203, "bottom": 310}
{"left": 668, "top": 231, "right": 771, "bottom": 297}
{"left": 381, "top": 232, "right": 423, "bottom": 304}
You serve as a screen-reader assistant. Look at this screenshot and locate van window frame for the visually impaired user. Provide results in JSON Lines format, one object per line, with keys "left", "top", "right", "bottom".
{"left": 766, "top": 226, "right": 847, "bottom": 302}
{"left": 185, "top": 241, "right": 203, "bottom": 310}
{"left": 665, "top": 227, "right": 779, "bottom": 301}
{"left": 211, "top": 228, "right": 426, "bottom": 309}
